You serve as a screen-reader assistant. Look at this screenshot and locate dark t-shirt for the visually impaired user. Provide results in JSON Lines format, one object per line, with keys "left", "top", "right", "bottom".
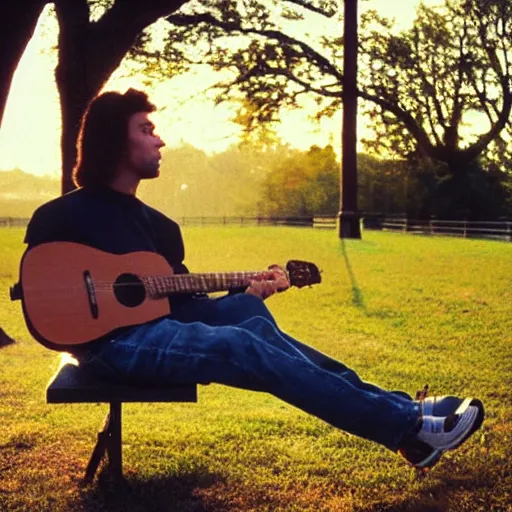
{"left": 24, "top": 187, "right": 188, "bottom": 274}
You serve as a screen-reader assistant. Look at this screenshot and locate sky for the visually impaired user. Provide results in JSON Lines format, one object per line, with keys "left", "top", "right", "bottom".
{"left": 0, "top": 1, "right": 441, "bottom": 177}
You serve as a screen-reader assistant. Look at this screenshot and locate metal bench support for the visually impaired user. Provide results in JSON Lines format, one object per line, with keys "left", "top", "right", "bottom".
{"left": 85, "top": 401, "right": 122, "bottom": 482}
{"left": 46, "top": 357, "right": 197, "bottom": 482}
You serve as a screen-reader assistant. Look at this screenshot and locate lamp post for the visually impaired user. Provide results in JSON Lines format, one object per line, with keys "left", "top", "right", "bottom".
{"left": 338, "top": 0, "right": 361, "bottom": 239}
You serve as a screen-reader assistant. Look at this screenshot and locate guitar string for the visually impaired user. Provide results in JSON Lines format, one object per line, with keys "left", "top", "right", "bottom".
{"left": 20, "top": 276, "right": 285, "bottom": 291}
{"left": 22, "top": 275, "right": 294, "bottom": 289}
{"left": 21, "top": 272, "right": 293, "bottom": 290}
{"left": 22, "top": 272, "right": 271, "bottom": 286}
{"left": 21, "top": 277, "right": 272, "bottom": 289}
{"left": 20, "top": 275, "right": 300, "bottom": 297}
{"left": 20, "top": 280, "right": 287, "bottom": 293}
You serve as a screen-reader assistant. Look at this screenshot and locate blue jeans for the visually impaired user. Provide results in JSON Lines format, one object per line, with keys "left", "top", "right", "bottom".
{"left": 81, "top": 293, "right": 420, "bottom": 451}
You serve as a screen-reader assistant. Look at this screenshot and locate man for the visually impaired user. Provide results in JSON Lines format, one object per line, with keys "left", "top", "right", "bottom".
{"left": 23, "top": 88, "right": 484, "bottom": 470}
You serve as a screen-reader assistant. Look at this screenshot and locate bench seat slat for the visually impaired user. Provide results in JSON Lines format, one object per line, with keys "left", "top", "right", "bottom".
{"left": 46, "top": 362, "right": 197, "bottom": 403}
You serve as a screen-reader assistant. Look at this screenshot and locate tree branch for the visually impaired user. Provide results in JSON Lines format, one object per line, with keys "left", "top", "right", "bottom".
{"left": 462, "top": 78, "right": 512, "bottom": 162}
{"left": 283, "top": 0, "right": 336, "bottom": 17}
{"left": 357, "top": 88, "right": 437, "bottom": 157}
{"left": 166, "top": 12, "right": 344, "bottom": 83}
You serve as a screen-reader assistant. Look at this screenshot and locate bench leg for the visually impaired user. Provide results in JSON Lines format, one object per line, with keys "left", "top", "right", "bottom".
{"left": 84, "top": 402, "right": 123, "bottom": 482}
{"left": 107, "top": 402, "right": 123, "bottom": 479}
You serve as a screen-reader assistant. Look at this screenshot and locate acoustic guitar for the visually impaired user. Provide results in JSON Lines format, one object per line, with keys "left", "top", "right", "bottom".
{"left": 13, "top": 242, "right": 321, "bottom": 349}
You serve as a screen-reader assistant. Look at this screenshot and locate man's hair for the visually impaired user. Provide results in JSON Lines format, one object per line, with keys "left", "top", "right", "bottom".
{"left": 73, "top": 88, "right": 157, "bottom": 188}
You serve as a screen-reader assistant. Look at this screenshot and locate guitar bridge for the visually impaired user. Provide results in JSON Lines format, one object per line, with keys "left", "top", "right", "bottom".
{"left": 83, "top": 271, "right": 99, "bottom": 319}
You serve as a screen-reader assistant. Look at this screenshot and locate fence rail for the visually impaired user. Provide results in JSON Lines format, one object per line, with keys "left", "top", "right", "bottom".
{"left": 176, "top": 216, "right": 314, "bottom": 227}
{"left": 376, "top": 217, "right": 512, "bottom": 241}
{"left": 1, "top": 215, "right": 511, "bottom": 241}
{"left": 0, "top": 217, "right": 31, "bottom": 228}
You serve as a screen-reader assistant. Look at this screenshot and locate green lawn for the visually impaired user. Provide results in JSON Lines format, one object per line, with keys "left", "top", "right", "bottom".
{"left": 0, "top": 227, "right": 510, "bottom": 512}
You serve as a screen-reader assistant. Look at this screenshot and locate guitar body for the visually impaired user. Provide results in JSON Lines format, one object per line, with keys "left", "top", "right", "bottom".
{"left": 20, "top": 242, "right": 172, "bottom": 348}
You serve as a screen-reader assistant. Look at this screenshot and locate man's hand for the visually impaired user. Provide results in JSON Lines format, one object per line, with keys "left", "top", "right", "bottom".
{"left": 245, "top": 265, "right": 290, "bottom": 300}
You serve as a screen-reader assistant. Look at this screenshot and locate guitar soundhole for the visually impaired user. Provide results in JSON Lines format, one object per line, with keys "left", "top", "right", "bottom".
{"left": 113, "top": 273, "right": 146, "bottom": 308}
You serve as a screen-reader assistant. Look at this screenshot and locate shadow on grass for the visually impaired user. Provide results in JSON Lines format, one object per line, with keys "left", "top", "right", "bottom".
{"left": 76, "top": 468, "right": 230, "bottom": 512}
{"left": 358, "top": 465, "right": 501, "bottom": 512}
{"left": 340, "top": 239, "right": 365, "bottom": 309}
{"left": 0, "top": 327, "right": 15, "bottom": 348}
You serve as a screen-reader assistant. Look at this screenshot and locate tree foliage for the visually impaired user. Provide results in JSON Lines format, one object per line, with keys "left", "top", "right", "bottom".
{"left": 259, "top": 145, "right": 339, "bottom": 217}
{"left": 138, "top": 140, "right": 293, "bottom": 217}
{"left": 360, "top": 0, "right": 512, "bottom": 171}
{"left": 138, "top": 140, "right": 340, "bottom": 219}
{"left": 151, "top": 0, "right": 512, "bottom": 175}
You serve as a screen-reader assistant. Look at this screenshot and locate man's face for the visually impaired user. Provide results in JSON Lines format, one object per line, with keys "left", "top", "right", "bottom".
{"left": 125, "top": 112, "right": 165, "bottom": 179}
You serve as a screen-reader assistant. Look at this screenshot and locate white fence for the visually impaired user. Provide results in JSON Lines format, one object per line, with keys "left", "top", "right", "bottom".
{"left": 377, "top": 217, "right": 512, "bottom": 242}
{"left": 314, "top": 215, "right": 512, "bottom": 241}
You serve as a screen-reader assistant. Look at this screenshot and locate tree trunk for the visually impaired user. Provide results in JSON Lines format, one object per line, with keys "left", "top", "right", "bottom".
{"left": 58, "top": 79, "right": 92, "bottom": 195}
{"left": 0, "top": 1, "right": 49, "bottom": 128}
{"left": 55, "top": 2, "right": 103, "bottom": 195}
{"left": 338, "top": 0, "right": 361, "bottom": 239}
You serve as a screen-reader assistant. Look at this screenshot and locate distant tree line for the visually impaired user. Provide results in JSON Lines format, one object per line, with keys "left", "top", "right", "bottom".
{"left": 136, "top": 139, "right": 512, "bottom": 220}
{"left": 1, "top": 136, "right": 511, "bottom": 220}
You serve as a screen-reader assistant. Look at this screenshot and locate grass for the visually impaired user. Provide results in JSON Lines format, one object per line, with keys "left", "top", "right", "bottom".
{"left": 0, "top": 226, "right": 511, "bottom": 512}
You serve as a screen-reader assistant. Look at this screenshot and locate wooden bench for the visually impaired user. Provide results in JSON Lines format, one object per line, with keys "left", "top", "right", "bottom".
{"left": 46, "top": 356, "right": 197, "bottom": 482}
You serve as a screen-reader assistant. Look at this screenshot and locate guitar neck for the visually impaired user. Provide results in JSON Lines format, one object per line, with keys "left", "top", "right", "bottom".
{"left": 143, "top": 270, "right": 271, "bottom": 298}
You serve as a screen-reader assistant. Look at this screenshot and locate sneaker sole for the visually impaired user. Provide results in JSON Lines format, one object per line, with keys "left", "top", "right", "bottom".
{"left": 415, "top": 398, "right": 485, "bottom": 470}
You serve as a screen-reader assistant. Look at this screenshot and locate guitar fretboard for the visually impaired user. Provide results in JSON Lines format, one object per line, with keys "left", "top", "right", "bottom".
{"left": 142, "top": 271, "right": 267, "bottom": 298}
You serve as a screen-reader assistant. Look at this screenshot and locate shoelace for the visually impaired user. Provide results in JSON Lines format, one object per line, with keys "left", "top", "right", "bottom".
{"left": 415, "top": 384, "right": 429, "bottom": 401}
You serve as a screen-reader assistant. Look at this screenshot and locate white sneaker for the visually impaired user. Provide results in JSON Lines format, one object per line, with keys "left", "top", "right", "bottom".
{"left": 399, "top": 398, "right": 484, "bottom": 469}
{"left": 417, "top": 406, "right": 480, "bottom": 450}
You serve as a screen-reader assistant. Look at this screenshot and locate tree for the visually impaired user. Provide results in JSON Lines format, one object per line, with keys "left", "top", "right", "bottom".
{"left": 2, "top": 1, "right": 203, "bottom": 192}
{"left": 360, "top": 0, "right": 512, "bottom": 217}
{"left": 260, "top": 145, "right": 339, "bottom": 217}
{"left": 361, "top": 0, "right": 512, "bottom": 169}
{"left": 0, "top": 1, "right": 50, "bottom": 128}
{"left": 53, "top": 0, "right": 193, "bottom": 193}
{"left": 357, "top": 154, "right": 411, "bottom": 215}
{"left": 140, "top": 0, "right": 512, "bottom": 214}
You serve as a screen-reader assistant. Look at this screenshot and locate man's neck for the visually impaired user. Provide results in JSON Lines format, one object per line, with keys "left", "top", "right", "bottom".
{"left": 109, "top": 170, "right": 140, "bottom": 196}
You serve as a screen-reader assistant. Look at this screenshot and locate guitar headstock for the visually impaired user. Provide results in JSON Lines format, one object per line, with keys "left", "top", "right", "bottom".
{"left": 286, "top": 260, "right": 322, "bottom": 288}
